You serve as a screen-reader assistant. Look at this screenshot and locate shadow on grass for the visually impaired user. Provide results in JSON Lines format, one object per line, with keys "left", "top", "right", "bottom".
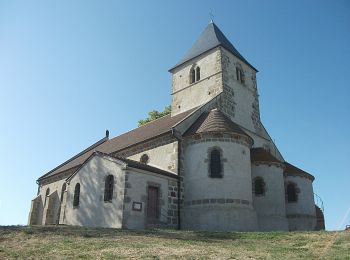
{"left": 0, "top": 225, "right": 295, "bottom": 243}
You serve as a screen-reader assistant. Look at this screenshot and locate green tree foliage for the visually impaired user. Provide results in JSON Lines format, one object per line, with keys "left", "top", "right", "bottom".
{"left": 138, "top": 106, "right": 171, "bottom": 126}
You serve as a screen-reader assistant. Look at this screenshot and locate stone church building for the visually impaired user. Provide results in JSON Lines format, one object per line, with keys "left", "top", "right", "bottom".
{"left": 29, "top": 22, "right": 325, "bottom": 231}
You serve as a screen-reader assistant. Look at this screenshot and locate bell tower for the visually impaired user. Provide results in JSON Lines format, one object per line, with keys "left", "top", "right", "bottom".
{"left": 169, "top": 22, "right": 262, "bottom": 135}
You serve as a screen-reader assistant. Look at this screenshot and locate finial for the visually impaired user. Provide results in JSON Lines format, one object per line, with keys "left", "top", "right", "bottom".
{"left": 106, "top": 129, "right": 109, "bottom": 139}
{"left": 209, "top": 11, "right": 214, "bottom": 23}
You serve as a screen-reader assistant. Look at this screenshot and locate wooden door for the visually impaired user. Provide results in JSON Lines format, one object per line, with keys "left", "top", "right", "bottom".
{"left": 147, "top": 186, "right": 159, "bottom": 219}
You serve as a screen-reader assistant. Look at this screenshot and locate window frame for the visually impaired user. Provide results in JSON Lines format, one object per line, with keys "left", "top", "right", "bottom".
{"left": 286, "top": 182, "right": 298, "bottom": 203}
{"left": 104, "top": 175, "right": 114, "bottom": 202}
{"left": 209, "top": 147, "right": 224, "bottom": 178}
{"left": 253, "top": 177, "right": 266, "bottom": 196}
{"left": 73, "top": 183, "right": 80, "bottom": 208}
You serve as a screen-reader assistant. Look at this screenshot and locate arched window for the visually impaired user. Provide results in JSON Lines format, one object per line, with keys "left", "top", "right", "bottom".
{"left": 73, "top": 183, "right": 80, "bottom": 207}
{"left": 104, "top": 175, "right": 114, "bottom": 202}
{"left": 60, "top": 183, "right": 66, "bottom": 202}
{"left": 254, "top": 177, "right": 265, "bottom": 196}
{"left": 287, "top": 183, "right": 298, "bottom": 203}
{"left": 190, "top": 68, "right": 195, "bottom": 84}
{"left": 140, "top": 154, "right": 149, "bottom": 164}
{"left": 190, "top": 66, "right": 201, "bottom": 84}
{"left": 196, "top": 67, "right": 201, "bottom": 81}
{"left": 44, "top": 188, "right": 50, "bottom": 206}
{"left": 210, "top": 149, "right": 222, "bottom": 178}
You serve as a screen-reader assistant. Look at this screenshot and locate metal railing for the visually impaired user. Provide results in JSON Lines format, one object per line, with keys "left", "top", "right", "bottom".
{"left": 314, "top": 193, "right": 324, "bottom": 213}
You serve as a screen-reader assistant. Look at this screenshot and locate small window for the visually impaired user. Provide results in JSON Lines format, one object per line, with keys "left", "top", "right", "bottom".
{"left": 210, "top": 149, "right": 222, "bottom": 178}
{"left": 73, "top": 183, "right": 80, "bottom": 207}
{"left": 104, "top": 175, "right": 114, "bottom": 202}
{"left": 190, "top": 66, "right": 201, "bottom": 84}
{"left": 254, "top": 177, "right": 265, "bottom": 196}
{"left": 236, "top": 66, "right": 245, "bottom": 84}
{"left": 196, "top": 67, "right": 201, "bottom": 81}
{"left": 44, "top": 188, "right": 50, "bottom": 206}
{"left": 140, "top": 154, "right": 149, "bottom": 164}
{"left": 287, "top": 183, "right": 298, "bottom": 203}
{"left": 190, "top": 68, "right": 195, "bottom": 84}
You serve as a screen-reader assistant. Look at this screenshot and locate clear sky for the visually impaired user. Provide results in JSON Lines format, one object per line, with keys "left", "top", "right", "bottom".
{"left": 0, "top": 0, "right": 349, "bottom": 230}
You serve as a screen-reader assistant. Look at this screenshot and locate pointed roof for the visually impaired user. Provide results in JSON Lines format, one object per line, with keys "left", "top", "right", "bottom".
{"left": 183, "top": 108, "right": 251, "bottom": 140}
{"left": 170, "top": 22, "right": 257, "bottom": 71}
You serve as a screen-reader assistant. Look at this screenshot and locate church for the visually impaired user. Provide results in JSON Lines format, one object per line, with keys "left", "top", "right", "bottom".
{"left": 29, "top": 22, "right": 325, "bottom": 231}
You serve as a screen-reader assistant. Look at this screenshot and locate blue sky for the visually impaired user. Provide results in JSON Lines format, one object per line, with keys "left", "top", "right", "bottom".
{"left": 0, "top": 0, "right": 349, "bottom": 230}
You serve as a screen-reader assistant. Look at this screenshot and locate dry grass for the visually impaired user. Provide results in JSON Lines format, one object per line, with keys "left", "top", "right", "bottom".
{"left": 0, "top": 226, "right": 349, "bottom": 259}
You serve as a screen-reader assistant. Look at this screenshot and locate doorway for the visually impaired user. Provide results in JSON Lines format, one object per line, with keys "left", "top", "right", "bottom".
{"left": 147, "top": 186, "right": 159, "bottom": 219}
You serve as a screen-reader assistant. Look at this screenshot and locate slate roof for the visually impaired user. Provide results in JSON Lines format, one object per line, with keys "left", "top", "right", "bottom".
{"left": 250, "top": 148, "right": 282, "bottom": 164}
{"left": 38, "top": 108, "right": 196, "bottom": 181}
{"left": 170, "top": 22, "right": 257, "bottom": 71}
{"left": 183, "top": 108, "right": 251, "bottom": 139}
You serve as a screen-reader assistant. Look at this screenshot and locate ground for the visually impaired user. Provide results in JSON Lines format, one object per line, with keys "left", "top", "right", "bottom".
{"left": 0, "top": 226, "right": 349, "bottom": 259}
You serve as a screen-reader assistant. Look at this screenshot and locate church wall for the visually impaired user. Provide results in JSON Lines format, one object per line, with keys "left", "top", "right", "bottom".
{"left": 285, "top": 175, "right": 316, "bottom": 230}
{"left": 181, "top": 136, "right": 258, "bottom": 231}
{"left": 64, "top": 155, "right": 125, "bottom": 228}
{"left": 34, "top": 178, "right": 67, "bottom": 225}
{"left": 122, "top": 169, "right": 177, "bottom": 229}
{"left": 171, "top": 48, "right": 223, "bottom": 116}
{"left": 220, "top": 48, "right": 259, "bottom": 133}
{"left": 251, "top": 164, "right": 289, "bottom": 231}
{"left": 114, "top": 134, "right": 178, "bottom": 174}
{"left": 219, "top": 49, "right": 284, "bottom": 161}
{"left": 127, "top": 140, "right": 178, "bottom": 173}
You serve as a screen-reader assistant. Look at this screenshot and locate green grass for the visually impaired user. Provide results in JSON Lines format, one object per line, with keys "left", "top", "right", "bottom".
{"left": 0, "top": 226, "right": 349, "bottom": 259}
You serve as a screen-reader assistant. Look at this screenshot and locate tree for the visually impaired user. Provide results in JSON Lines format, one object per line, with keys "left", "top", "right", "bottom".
{"left": 138, "top": 106, "right": 171, "bottom": 126}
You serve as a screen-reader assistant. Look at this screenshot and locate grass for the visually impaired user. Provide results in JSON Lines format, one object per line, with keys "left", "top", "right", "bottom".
{"left": 0, "top": 226, "right": 349, "bottom": 259}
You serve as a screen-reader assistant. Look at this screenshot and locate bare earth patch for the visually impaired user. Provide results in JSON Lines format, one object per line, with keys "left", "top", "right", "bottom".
{"left": 0, "top": 226, "right": 349, "bottom": 259}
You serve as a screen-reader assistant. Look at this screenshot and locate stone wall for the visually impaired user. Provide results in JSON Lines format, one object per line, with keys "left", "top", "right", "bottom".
{"left": 34, "top": 176, "right": 68, "bottom": 225}
{"left": 64, "top": 154, "right": 126, "bottom": 228}
{"left": 285, "top": 175, "right": 316, "bottom": 230}
{"left": 122, "top": 168, "right": 178, "bottom": 229}
{"left": 112, "top": 133, "right": 179, "bottom": 174}
{"left": 171, "top": 48, "right": 223, "bottom": 116}
{"left": 251, "top": 163, "right": 289, "bottom": 231}
{"left": 28, "top": 195, "right": 43, "bottom": 225}
{"left": 181, "top": 134, "right": 258, "bottom": 231}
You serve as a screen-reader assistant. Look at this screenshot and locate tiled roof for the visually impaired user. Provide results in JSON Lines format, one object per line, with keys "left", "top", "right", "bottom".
{"left": 284, "top": 162, "right": 315, "bottom": 181}
{"left": 38, "top": 108, "right": 196, "bottom": 181}
{"left": 250, "top": 148, "right": 281, "bottom": 164}
{"left": 170, "top": 22, "right": 257, "bottom": 71}
{"left": 183, "top": 109, "right": 250, "bottom": 138}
